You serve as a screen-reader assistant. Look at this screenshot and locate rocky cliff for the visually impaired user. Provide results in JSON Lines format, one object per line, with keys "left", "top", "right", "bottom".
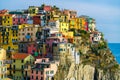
{"left": 54, "top": 30, "right": 120, "bottom": 80}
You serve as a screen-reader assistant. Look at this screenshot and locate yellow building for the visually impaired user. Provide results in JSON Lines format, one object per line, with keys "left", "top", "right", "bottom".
{"left": 0, "top": 14, "right": 13, "bottom": 26}
{"left": 11, "top": 53, "right": 35, "bottom": 80}
{"left": 69, "top": 18, "right": 76, "bottom": 29}
{"left": 69, "top": 17, "right": 86, "bottom": 30}
{"left": 28, "top": 6, "right": 39, "bottom": 16}
{"left": 59, "top": 22, "right": 69, "bottom": 32}
{"left": 62, "top": 31, "right": 74, "bottom": 39}
{"left": 1, "top": 26, "right": 18, "bottom": 51}
{"left": 79, "top": 17, "right": 86, "bottom": 30}
{"left": 18, "top": 24, "right": 33, "bottom": 29}
{"left": 50, "top": 10, "right": 61, "bottom": 21}
{"left": 59, "top": 14, "right": 69, "bottom": 22}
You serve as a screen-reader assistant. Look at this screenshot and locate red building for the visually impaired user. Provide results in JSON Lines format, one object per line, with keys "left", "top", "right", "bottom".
{"left": 33, "top": 15, "right": 41, "bottom": 25}
{"left": 85, "top": 21, "right": 88, "bottom": 31}
{"left": 27, "top": 43, "right": 37, "bottom": 55}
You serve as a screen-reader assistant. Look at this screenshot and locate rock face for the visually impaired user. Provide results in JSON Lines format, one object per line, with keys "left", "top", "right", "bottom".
{"left": 54, "top": 30, "right": 120, "bottom": 80}
{"left": 55, "top": 63, "right": 120, "bottom": 80}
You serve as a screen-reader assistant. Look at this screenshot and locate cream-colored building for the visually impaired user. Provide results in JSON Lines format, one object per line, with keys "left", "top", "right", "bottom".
{"left": 0, "top": 48, "right": 10, "bottom": 80}
{"left": 53, "top": 43, "right": 80, "bottom": 64}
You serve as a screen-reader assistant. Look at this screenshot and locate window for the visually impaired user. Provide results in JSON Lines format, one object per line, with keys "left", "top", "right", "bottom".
{"left": 59, "top": 48, "right": 63, "bottom": 51}
{"left": 42, "top": 59, "right": 45, "bottom": 62}
{"left": 31, "top": 38, "right": 33, "bottom": 41}
{"left": 50, "top": 70, "right": 54, "bottom": 74}
{"left": 27, "top": 33, "right": 30, "bottom": 35}
{"left": 13, "top": 71, "right": 15, "bottom": 74}
{"left": 36, "top": 70, "right": 38, "bottom": 74}
{"left": 41, "top": 77, "right": 43, "bottom": 80}
{"left": 23, "top": 38, "right": 24, "bottom": 41}
{"left": 32, "top": 76, "right": 33, "bottom": 79}
{"left": 22, "top": 71, "right": 24, "bottom": 74}
{"left": 13, "top": 65, "right": 15, "bottom": 69}
{"left": 46, "top": 71, "right": 49, "bottom": 74}
{"left": 21, "top": 65, "right": 24, "bottom": 69}
{"left": 22, "top": 33, "right": 24, "bottom": 35}
{"left": 47, "top": 65, "right": 49, "bottom": 68}
{"left": 36, "top": 76, "right": 38, "bottom": 80}
{"left": 13, "top": 60, "right": 15, "bottom": 63}
{"left": 41, "top": 71, "right": 43, "bottom": 75}
{"left": 21, "top": 60, "right": 24, "bottom": 63}
{"left": 32, "top": 70, "right": 33, "bottom": 73}
{"left": 0, "top": 61, "right": 2, "bottom": 66}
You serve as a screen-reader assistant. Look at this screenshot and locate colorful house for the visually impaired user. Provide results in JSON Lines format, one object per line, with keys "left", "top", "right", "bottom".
{"left": 62, "top": 31, "right": 74, "bottom": 43}
{"left": 28, "top": 6, "right": 39, "bottom": 16}
{"left": 33, "top": 15, "right": 41, "bottom": 25}
{"left": 1, "top": 26, "right": 18, "bottom": 50}
{"left": 11, "top": 53, "right": 35, "bottom": 80}
{"left": 90, "top": 31, "right": 102, "bottom": 43}
{"left": 69, "top": 18, "right": 76, "bottom": 29}
{"left": 27, "top": 43, "right": 37, "bottom": 55}
{"left": 50, "top": 10, "right": 60, "bottom": 21}
{"left": 0, "top": 14, "right": 13, "bottom": 26}
{"left": 52, "top": 43, "right": 80, "bottom": 64}
{"left": 46, "top": 32, "right": 67, "bottom": 53}
{"left": 18, "top": 26, "right": 38, "bottom": 42}
{"left": 30, "top": 58, "right": 59, "bottom": 80}
{"left": 0, "top": 48, "right": 9, "bottom": 80}
{"left": 43, "top": 5, "right": 52, "bottom": 12}
{"left": 88, "top": 18, "right": 96, "bottom": 32}
{"left": 12, "top": 14, "right": 27, "bottom": 25}
{"left": 62, "top": 9, "right": 77, "bottom": 20}
{"left": 59, "top": 22, "right": 69, "bottom": 32}
{"left": 41, "top": 28, "right": 50, "bottom": 42}
{"left": 33, "top": 14, "right": 47, "bottom": 26}
{"left": 48, "top": 20, "right": 59, "bottom": 28}
{"left": 18, "top": 42, "right": 28, "bottom": 53}
{"left": 69, "top": 10, "right": 77, "bottom": 18}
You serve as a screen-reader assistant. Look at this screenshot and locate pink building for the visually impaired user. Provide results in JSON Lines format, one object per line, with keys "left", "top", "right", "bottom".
{"left": 13, "top": 15, "right": 27, "bottom": 25}
{"left": 27, "top": 43, "right": 37, "bottom": 55}
{"left": 46, "top": 32, "right": 67, "bottom": 53}
{"left": 30, "top": 58, "right": 59, "bottom": 80}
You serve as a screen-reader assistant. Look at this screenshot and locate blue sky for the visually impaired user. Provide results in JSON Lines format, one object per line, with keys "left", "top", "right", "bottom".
{"left": 0, "top": 0, "right": 120, "bottom": 43}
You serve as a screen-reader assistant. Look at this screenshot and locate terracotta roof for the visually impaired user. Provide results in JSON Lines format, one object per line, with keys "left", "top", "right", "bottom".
{"left": 0, "top": 14, "right": 12, "bottom": 16}
{"left": 12, "top": 53, "right": 29, "bottom": 59}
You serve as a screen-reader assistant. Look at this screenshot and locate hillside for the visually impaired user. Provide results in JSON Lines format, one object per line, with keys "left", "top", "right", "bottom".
{"left": 54, "top": 30, "right": 120, "bottom": 80}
